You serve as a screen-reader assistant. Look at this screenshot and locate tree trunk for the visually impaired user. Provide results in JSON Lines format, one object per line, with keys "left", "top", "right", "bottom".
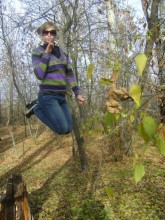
{"left": 72, "top": 111, "right": 88, "bottom": 171}
{"left": 141, "top": 0, "right": 160, "bottom": 90}
{"left": 141, "top": 0, "right": 165, "bottom": 123}
{"left": 104, "top": 0, "right": 133, "bottom": 158}
{"left": 157, "top": 0, "right": 165, "bottom": 122}
{"left": 59, "top": 0, "right": 88, "bottom": 169}
{"left": 104, "top": 0, "right": 117, "bottom": 52}
{"left": 0, "top": 174, "right": 32, "bottom": 220}
{"left": 0, "top": 93, "right": 2, "bottom": 123}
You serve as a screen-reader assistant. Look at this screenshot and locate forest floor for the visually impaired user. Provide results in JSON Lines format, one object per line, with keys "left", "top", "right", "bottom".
{"left": 0, "top": 124, "right": 165, "bottom": 220}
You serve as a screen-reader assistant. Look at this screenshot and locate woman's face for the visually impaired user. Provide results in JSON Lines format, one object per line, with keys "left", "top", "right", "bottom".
{"left": 41, "top": 27, "right": 56, "bottom": 44}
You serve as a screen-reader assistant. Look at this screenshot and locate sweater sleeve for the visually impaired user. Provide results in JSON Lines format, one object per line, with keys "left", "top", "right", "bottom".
{"left": 32, "top": 48, "right": 51, "bottom": 80}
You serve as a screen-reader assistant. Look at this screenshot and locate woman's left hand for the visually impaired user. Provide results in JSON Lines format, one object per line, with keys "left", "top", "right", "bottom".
{"left": 77, "top": 95, "right": 85, "bottom": 104}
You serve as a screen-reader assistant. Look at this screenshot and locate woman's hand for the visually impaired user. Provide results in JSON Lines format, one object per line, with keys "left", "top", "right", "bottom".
{"left": 45, "top": 42, "right": 54, "bottom": 53}
{"left": 76, "top": 95, "right": 85, "bottom": 104}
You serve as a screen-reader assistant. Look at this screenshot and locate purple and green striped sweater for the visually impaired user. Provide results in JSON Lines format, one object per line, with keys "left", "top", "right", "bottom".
{"left": 32, "top": 44, "right": 80, "bottom": 96}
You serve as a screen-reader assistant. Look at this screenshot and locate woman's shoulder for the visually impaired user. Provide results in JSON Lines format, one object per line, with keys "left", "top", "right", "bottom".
{"left": 32, "top": 45, "right": 45, "bottom": 54}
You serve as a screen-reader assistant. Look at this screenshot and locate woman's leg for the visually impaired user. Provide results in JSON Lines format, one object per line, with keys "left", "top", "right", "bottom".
{"left": 34, "top": 93, "right": 72, "bottom": 135}
{"left": 60, "top": 99, "right": 73, "bottom": 133}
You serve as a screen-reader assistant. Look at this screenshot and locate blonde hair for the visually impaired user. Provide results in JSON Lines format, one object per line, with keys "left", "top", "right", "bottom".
{"left": 37, "top": 21, "right": 58, "bottom": 35}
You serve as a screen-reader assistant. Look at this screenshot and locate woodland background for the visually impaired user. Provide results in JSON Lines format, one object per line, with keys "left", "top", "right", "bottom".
{"left": 0, "top": 0, "right": 165, "bottom": 219}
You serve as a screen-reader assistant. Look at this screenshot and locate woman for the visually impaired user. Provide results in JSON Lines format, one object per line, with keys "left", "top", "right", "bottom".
{"left": 25, "top": 21, "right": 85, "bottom": 135}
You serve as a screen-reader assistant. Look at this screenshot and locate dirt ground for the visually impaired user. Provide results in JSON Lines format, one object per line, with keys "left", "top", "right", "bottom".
{"left": 0, "top": 124, "right": 165, "bottom": 220}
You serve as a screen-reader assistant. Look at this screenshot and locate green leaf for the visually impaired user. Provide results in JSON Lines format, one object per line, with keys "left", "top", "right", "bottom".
{"left": 104, "top": 112, "right": 117, "bottom": 126}
{"left": 100, "top": 78, "right": 113, "bottom": 85}
{"left": 156, "top": 135, "right": 165, "bottom": 156}
{"left": 135, "top": 53, "right": 147, "bottom": 76}
{"left": 160, "top": 85, "right": 165, "bottom": 90}
{"left": 129, "top": 43, "right": 133, "bottom": 50}
{"left": 121, "top": 112, "right": 127, "bottom": 118}
{"left": 105, "top": 187, "right": 114, "bottom": 197}
{"left": 134, "top": 164, "right": 145, "bottom": 184}
{"left": 113, "top": 60, "right": 122, "bottom": 71}
{"left": 142, "top": 116, "right": 158, "bottom": 140}
{"left": 134, "top": 34, "right": 141, "bottom": 41}
{"left": 146, "top": 35, "right": 151, "bottom": 40}
{"left": 88, "top": 130, "right": 94, "bottom": 136}
{"left": 87, "top": 63, "right": 95, "bottom": 80}
{"left": 130, "top": 115, "right": 134, "bottom": 123}
{"left": 133, "top": 154, "right": 138, "bottom": 168}
{"left": 129, "top": 84, "right": 142, "bottom": 107}
{"left": 138, "top": 116, "right": 158, "bottom": 143}
{"left": 138, "top": 123, "right": 150, "bottom": 143}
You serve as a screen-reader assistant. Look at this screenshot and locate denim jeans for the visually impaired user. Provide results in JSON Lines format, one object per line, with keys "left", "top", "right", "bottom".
{"left": 34, "top": 92, "right": 72, "bottom": 135}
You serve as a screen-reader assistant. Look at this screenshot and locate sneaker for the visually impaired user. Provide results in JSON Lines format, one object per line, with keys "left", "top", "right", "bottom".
{"left": 25, "top": 100, "right": 37, "bottom": 118}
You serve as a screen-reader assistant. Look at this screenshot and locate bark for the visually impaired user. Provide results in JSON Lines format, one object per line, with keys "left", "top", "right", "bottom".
{"left": 141, "top": 0, "right": 165, "bottom": 124}
{"left": 104, "top": 0, "right": 133, "bottom": 158}
{"left": 104, "top": 0, "right": 117, "bottom": 52}
{"left": 58, "top": 0, "right": 73, "bottom": 47}
{"left": 72, "top": 111, "right": 88, "bottom": 171}
{"left": 0, "top": 93, "right": 2, "bottom": 123}
{"left": 157, "top": 0, "right": 165, "bottom": 122}
{"left": 141, "top": 0, "right": 160, "bottom": 89}
{"left": 0, "top": 174, "right": 32, "bottom": 220}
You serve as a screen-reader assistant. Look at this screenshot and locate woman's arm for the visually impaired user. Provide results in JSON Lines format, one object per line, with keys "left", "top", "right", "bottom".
{"left": 32, "top": 48, "right": 51, "bottom": 80}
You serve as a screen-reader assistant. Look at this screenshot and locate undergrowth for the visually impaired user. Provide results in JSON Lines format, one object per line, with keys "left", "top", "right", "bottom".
{"left": 0, "top": 126, "right": 164, "bottom": 219}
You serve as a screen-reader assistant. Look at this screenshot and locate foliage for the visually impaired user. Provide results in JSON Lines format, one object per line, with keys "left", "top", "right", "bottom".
{"left": 104, "top": 111, "right": 119, "bottom": 128}
{"left": 87, "top": 63, "right": 95, "bottom": 80}
{"left": 101, "top": 49, "right": 165, "bottom": 183}
{"left": 129, "top": 84, "right": 142, "bottom": 107}
{"left": 134, "top": 161, "right": 145, "bottom": 184}
{"left": 138, "top": 116, "right": 158, "bottom": 143}
{"left": 156, "top": 131, "right": 165, "bottom": 156}
{"left": 100, "top": 78, "right": 113, "bottom": 85}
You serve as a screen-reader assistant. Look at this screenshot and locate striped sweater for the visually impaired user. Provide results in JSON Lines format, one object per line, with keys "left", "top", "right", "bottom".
{"left": 32, "top": 44, "right": 80, "bottom": 96}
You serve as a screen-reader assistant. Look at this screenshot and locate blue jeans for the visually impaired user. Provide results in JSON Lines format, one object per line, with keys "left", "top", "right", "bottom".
{"left": 34, "top": 93, "right": 72, "bottom": 135}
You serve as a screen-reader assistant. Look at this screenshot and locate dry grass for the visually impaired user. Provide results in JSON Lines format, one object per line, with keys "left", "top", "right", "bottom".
{"left": 0, "top": 124, "right": 165, "bottom": 220}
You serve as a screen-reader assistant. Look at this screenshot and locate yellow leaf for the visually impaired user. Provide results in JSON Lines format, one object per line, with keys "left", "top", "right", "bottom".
{"left": 130, "top": 115, "right": 134, "bottom": 122}
{"left": 100, "top": 78, "right": 113, "bottom": 85}
{"left": 134, "top": 164, "right": 145, "bottom": 184}
{"left": 129, "top": 84, "right": 142, "bottom": 107}
{"left": 135, "top": 53, "right": 147, "bottom": 76}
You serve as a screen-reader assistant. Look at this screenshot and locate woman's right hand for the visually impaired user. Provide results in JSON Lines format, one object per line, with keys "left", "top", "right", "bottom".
{"left": 45, "top": 42, "right": 54, "bottom": 53}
